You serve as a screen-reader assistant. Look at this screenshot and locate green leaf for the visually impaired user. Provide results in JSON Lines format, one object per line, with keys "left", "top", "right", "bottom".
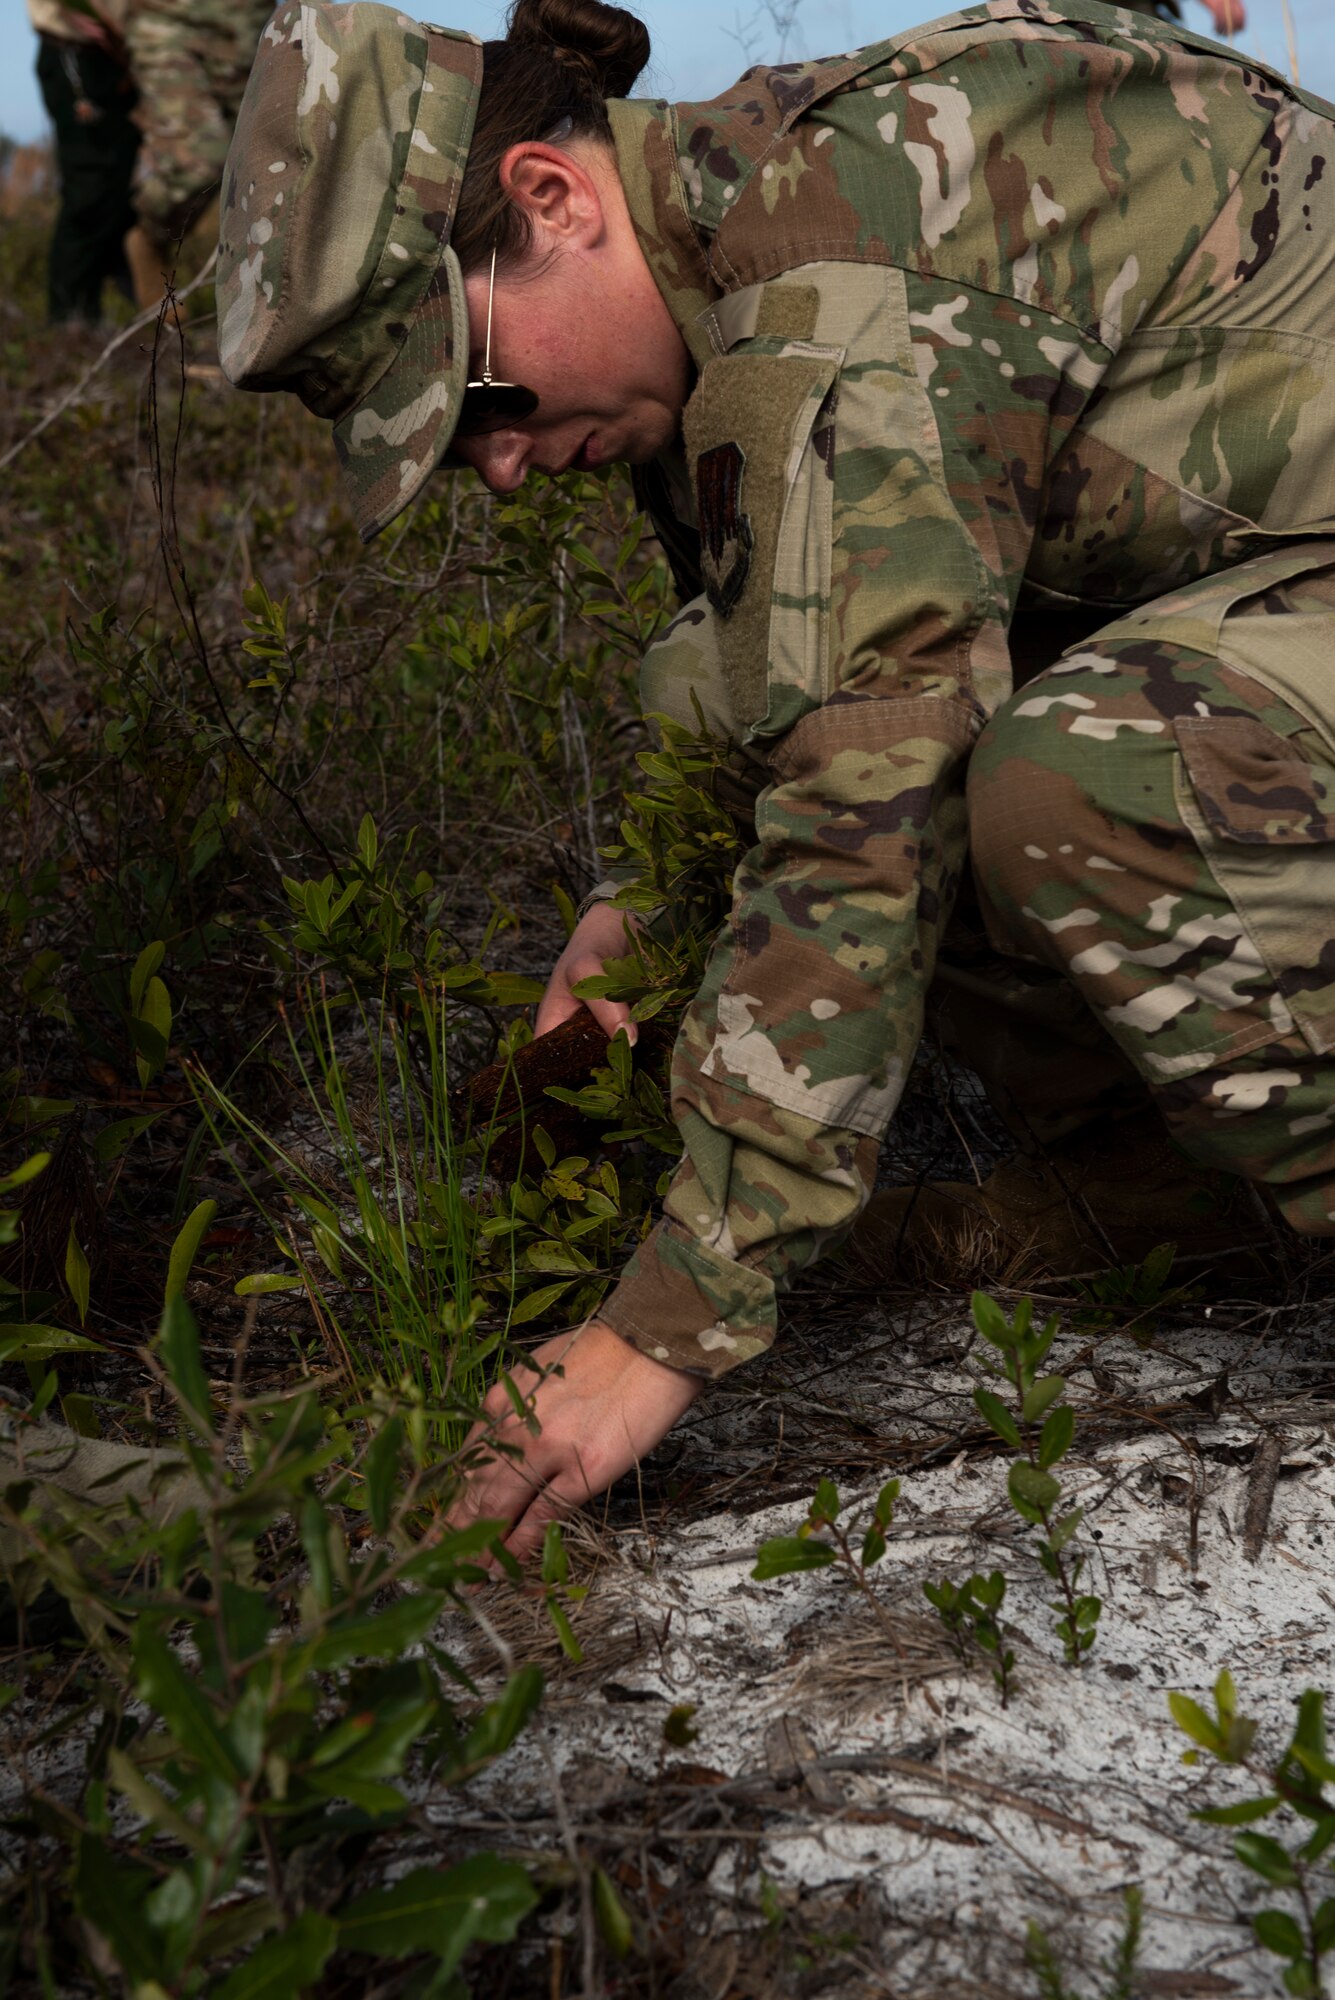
{"left": 1022, "top": 1375, "right": 1066, "bottom": 1427}
{"left": 663, "top": 1704, "right": 699, "bottom": 1748}
{"left": 132, "top": 1621, "right": 242, "bottom": 1784}
{"left": 64, "top": 1226, "right": 90, "bottom": 1325}
{"left": 0, "top": 1152, "right": 49, "bottom": 1195}
{"left": 1169, "top": 1691, "right": 1222, "bottom": 1753}
{"left": 1253, "top": 1909, "right": 1306, "bottom": 1960}
{"left": 541, "top": 1520, "right": 570, "bottom": 1587}
{"left": 106, "top": 1748, "right": 206, "bottom": 1852}
{"left": 873, "top": 1478, "right": 900, "bottom": 1527}
{"left": 308, "top": 1592, "right": 445, "bottom": 1671}
{"left": 305, "top": 1681, "right": 436, "bottom": 1800}
{"left": 310, "top": 1221, "right": 344, "bottom": 1281}
{"left": 861, "top": 1522, "right": 887, "bottom": 1568}
{"left": 235, "top": 1271, "right": 305, "bottom": 1296}
{"left": 129, "top": 941, "right": 165, "bottom": 1017}
{"left": 523, "top": 1241, "right": 592, "bottom": 1276}
{"left": 71, "top": 1836, "right": 160, "bottom": 1985}
{"left": 1140, "top": 1240, "right": 1177, "bottom": 1293}
{"left": 337, "top": 1856, "right": 537, "bottom": 1972}
{"left": 972, "top": 1570, "right": 1006, "bottom": 1611}
{"left": 593, "top": 1867, "right": 635, "bottom": 1960}
{"left": 545, "top": 1596, "right": 583, "bottom": 1663}
{"left": 213, "top": 1911, "right": 338, "bottom": 1999}
{"left": 751, "top": 1536, "right": 837, "bottom": 1580}
{"left": 156, "top": 1295, "right": 214, "bottom": 1436}
{"left": 61, "top": 1391, "right": 100, "bottom": 1438}
{"left": 482, "top": 972, "right": 545, "bottom": 1006}
{"left": 398, "top": 1520, "right": 511, "bottom": 1589}
{"left": 1047, "top": 1507, "right": 1084, "bottom": 1553}
{"left": 135, "top": 974, "right": 173, "bottom": 1088}
{"left": 1291, "top": 1706, "right": 1335, "bottom": 1785}
{"left": 1007, "top": 1461, "right": 1060, "bottom": 1520}
{"left": 1234, "top": 1832, "right": 1299, "bottom": 1887}
{"left": 93, "top": 1114, "right": 159, "bottom": 1165}
{"left": 974, "top": 1387, "right": 1021, "bottom": 1449}
{"left": 220, "top": 1581, "right": 276, "bottom": 1673}
{"left": 165, "top": 1199, "right": 217, "bottom": 1306}
{"left": 810, "top": 1477, "right": 839, "bottom": 1526}
{"left": 459, "top": 1664, "right": 544, "bottom": 1769}
{"left": 0, "top": 1325, "right": 101, "bottom": 1366}
{"left": 364, "top": 1415, "right": 403, "bottom": 1537}
{"left": 971, "top": 1291, "right": 1013, "bottom": 1349}
{"left": 1037, "top": 1404, "right": 1075, "bottom": 1469}
{"left": 1197, "top": 1796, "right": 1282, "bottom": 1826}
{"left": 507, "top": 1280, "right": 573, "bottom": 1326}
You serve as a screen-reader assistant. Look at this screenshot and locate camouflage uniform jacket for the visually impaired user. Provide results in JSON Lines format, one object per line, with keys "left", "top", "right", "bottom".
{"left": 126, "top": 0, "right": 274, "bottom": 235}
{"left": 27, "top": 0, "right": 129, "bottom": 40}
{"left": 592, "top": 0, "right": 1335, "bottom": 1377}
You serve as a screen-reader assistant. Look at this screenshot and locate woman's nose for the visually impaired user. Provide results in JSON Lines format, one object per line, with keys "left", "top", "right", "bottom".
{"left": 470, "top": 431, "right": 529, "bottom": 494}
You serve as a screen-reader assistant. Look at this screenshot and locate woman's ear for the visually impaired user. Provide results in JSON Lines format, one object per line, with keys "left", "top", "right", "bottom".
{"left": 497, "top": 142, "right": 606, "bottom": 254}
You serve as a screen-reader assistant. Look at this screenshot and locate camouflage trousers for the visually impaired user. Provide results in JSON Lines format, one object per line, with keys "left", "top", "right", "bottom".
{"left": 965, "top": 551, "right": 1335, "bottom": 1237}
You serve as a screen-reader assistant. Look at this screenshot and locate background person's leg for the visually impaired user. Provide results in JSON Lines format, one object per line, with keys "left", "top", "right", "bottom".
{"left": 969, "top": 600, "right": 1335, "bottom": 1240}
{"left": 35, "top": 38, "right": 139, "bottom": 324}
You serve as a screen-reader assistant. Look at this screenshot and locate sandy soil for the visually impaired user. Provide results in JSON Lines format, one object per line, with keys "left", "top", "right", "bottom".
{"left": 435, "top": 1288, "right": 1335, "bottom": 1997}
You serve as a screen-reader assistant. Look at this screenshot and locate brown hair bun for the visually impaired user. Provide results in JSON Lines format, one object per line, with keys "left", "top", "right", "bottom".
{"left": 506, "top": 0, "right": 650, "bottom": 100}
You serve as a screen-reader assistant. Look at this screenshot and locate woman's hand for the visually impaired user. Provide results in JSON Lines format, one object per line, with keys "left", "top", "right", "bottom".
{"left": 1199, "top": 0, "right": 1245, "bottom": 31}
{"left": 536, "top": 900, "right": 642, "bottom": 1045}
{"left": 446, "top": 1319, "right": 703, "bottom": 1560}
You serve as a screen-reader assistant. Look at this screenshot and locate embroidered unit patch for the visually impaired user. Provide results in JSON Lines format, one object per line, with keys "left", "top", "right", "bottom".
{"left": 697, "top": 442, "right": 754, "bottom": 620}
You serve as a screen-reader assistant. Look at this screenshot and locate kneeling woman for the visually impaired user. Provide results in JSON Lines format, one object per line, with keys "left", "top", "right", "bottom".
{"left": 218, "top": 0, "right": 1335, "bottom": 1553}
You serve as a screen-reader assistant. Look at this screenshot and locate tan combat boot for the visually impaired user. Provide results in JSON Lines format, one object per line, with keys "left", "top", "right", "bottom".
{"left": 123, "top": 224, "right": 169, "bottom": 310}
{"left": 851, "top": 1115, "right": 1274, "bottom": 1285}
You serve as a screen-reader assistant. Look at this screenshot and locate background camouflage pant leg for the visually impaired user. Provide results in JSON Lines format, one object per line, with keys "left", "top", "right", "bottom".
{"left": 968, "top": 635, "right": 1335, "bottom": 1236}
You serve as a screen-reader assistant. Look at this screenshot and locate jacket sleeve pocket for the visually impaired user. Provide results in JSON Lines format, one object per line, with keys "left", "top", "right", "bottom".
{"left": 1175, "top": 713, "right": 1335, "bottom": 1055}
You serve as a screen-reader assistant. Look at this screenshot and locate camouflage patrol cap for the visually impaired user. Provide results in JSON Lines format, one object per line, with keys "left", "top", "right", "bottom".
{"left": 217, "top": 2, "right": 482, "bottom": 541}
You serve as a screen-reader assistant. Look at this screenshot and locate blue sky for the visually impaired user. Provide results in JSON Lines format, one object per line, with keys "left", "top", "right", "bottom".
{"left": 3, "top": 0, "right": 1332, "bottom": 142}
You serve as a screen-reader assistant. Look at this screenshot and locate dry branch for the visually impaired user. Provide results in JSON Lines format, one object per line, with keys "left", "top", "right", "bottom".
{"left": 1242, "top": 1430, "right": 1284, "bottom": 1562}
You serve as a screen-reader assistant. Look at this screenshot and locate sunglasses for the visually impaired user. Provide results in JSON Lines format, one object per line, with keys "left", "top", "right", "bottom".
{"left": 453, "top": 245, "right": 538, "bottom": 441}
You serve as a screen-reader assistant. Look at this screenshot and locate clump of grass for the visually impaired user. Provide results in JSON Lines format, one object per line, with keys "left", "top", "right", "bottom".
{"left": 199, "top": 971, "right": 505, "bottom": 1454}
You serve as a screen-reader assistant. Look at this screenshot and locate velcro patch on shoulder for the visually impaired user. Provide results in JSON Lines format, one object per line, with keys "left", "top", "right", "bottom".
{"left": 700, "top": 281, "right": 822, "bottom": 355}
{"left": 754, "top": 283, "right": 819, "bottom": 342}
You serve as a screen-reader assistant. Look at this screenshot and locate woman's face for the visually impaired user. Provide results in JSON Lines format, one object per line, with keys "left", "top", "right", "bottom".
{"left": 449, "top": 144, "right": 693, "bottom": 493}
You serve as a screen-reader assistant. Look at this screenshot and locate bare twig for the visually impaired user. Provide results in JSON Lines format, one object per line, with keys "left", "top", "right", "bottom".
{"left": 1242, "top": 1431, "right": 1284, "bottom": 1562}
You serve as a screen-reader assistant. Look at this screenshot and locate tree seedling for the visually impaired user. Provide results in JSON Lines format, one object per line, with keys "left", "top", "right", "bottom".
{"left": 1171, "top": 1672, "right": 1335, "bottom": 1996}
{"left": 752, "top": 1478, "right": 905, "bottom": 1653}
{"left": 1075, "top": 1239, "right": 1197, "bottom": 1342}
{"left": 923, "top": 1569, "right": 1015, "bottom": 1705}
{"left": 970, "top": 1289, "right": 1101, "bottom": 1665}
